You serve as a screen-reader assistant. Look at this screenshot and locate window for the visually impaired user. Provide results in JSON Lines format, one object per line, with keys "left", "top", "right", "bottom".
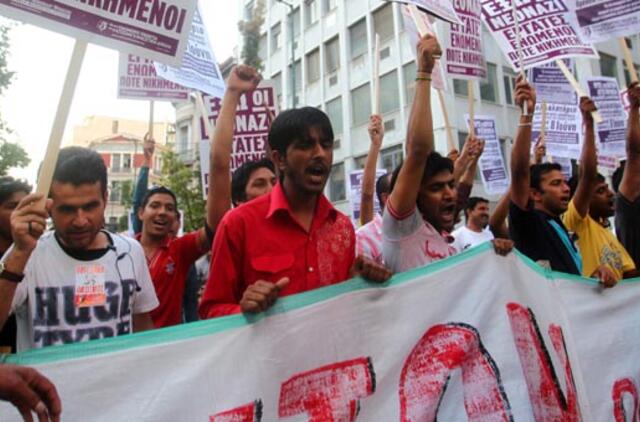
{"left": 111, "top": 120, "right": 119, "bottom": 134}
{"left": 623, "top": 63, "right": 640, "bottom": 86}
{"left": 177, "top": 124, "right": 190, "bottom": 156}
{"left": 271, "top": 23, "right": 281, "bottom": 51}
{"left": 272, "top": 72, "right": 283, "bottom": 108}
{"left": 122, "top": 153, "right": 132, "bottom": 169}
{"left": 503, "top": 67, "right": 517, "bottom": 105}
{"left": 349, "top": 19, "right": 367, "bottom": 60}
{"left": 294, "top": 60, "right": 302, "bottom": 92}
{"left": 111, "top": 153, "right": 121, "bottom": 171}
{"left": 244, "top": 0, "right": 254, "bottom": 20}
{"left": 403, "top": 61, "right": 417, "bottom": 105}
{"left": 354, "top": 155, "right": 367, "bottom": 169}
{"left": 351, "top": 83, "right": 372, "bottom": 126}
{"left": 373, "top": 3, "right": 394, "bottom": 41}
{"left": 380, "top": 70, "right": 400, "bottom": 114}
{"left": 258, "top": 34, "right": 267, "bottom": 61}
{"left": 306, "top": 49, "right": 320, "bottom": 83}
{"left": 325, "top": 97, "right": 343, "bottom": 135}
{"left": 109, "top": 181, "right": 121, "bottom": 202}
{"left": 480, "top": 63, "right": 498, "bottom": 103}
{"left": 325, "top": 37, "right": 340, "bottom": 73}
{"left": 329, "top": 162, "right": 346, "bottom": 201}
{"left": 289, "top": 7, "right": 301, "bottom": 41}
{"left": 323, "top": 0, "right": 337, "bottom": 14}
{"left": 305, "top": 0, "right": 319, "bottom": 27}
{"left": 453, "top": 79, "right": 469, "bottom": 96}
{"left": 600, "top": 52, "right": 618, "bottom": 78}
{"left": 381, "top": 145, "right": 403, "bottom": 174}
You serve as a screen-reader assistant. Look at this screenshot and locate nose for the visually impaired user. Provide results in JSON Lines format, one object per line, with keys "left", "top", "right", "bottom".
{"left": 444, "top": 185, "right": 456, "bottom": 200}
{"left": 72, "top": 210, "right": 89, "bottom": 228}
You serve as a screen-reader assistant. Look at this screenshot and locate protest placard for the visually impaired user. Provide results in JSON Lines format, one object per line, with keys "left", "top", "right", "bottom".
{"left": 348, "top": 169, "right": 388, "bottom": 225}
{"left": 586, "top": 77, "right": 627, "bottom": 157}
{"left": 597, "top": 153, "right": 619, "bottom": 172}
{"left": 530, "top": 61, "right": 582, "bottom": 159}
{"left": 0, "top": 0, "right": 195, "bottom": 65}
{"left": 3, "top": 246, "right": 639, "bottom": 420}
{"left": 481, "top": 0, "right": 598, "bottom": 71}
{"left": 118, "top": 53, "right": 189, "bottom": 101}
{"left": 198, "top": 82, "right": 278, "bottom": 198}
{"left": 443, "top": 0, "right": 486, "bottom": 79}
{"left": 621, "top": 89, "right": 631, "bottom": 112}
{"left": 465, "top": 115, "right": 509, "bottom": 195}
{"left": 553, "top": 156, "right": 573, "bottom": 179}
{"left": 154, "top": 5, "right": 225, "bottom": 99}
{"left": 389, "top": 0, "right": 462, "bottom": 24}
{"left": 567, "top": 0, "right": 640, "bottom": 44}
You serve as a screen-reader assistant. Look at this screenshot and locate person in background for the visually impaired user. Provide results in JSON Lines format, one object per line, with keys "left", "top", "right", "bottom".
{"left": 452, "top": 197, "right": 495, "bottom": 252}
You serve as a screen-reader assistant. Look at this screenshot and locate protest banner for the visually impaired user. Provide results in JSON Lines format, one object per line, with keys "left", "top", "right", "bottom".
{"left": 443, "top": 0, "right": 486, "bottom": 79}
{"left": 389, "top": 0, "right": 462, "bottom": 25}
{"left": 481, "top": 0, "right": 598, "bottom": 72}
{"left": 0, "top": 0, "right": 195, "bottom": 66}
{"left": 587, "top": 77, "right": 627, "bottom": 157}
{"left": 198, "top": 82, "right": 277, "bottom": 198}
{"left": 465, "top": 115, "right": 509, "bottom": 195}
{"left": 530, "top": 61, "right": 583, "bottom": 159}
{"left": 554, "top": 156, "right": 573, "bottom": 179}
{"left": 348, "top": 169, "right": 388, "bottom": 225}
{"left": 567, "top": 0, "right": 640, "bottom": 44}
{"left": 154, "top": 5, "right": 225, "bottom": 99}
{"left": 118, "top": 54, "right": 189, "bottom": 102}
{"left": 597, "top": 153, "right": 619, "bottom": 172}
{"left": 2, "top": 246, "right": 639, "bottom": 420}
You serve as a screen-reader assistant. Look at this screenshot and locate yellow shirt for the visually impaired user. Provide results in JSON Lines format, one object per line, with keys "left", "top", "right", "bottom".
{"left": 562, "top": 200, "right": 636, "bottom": 280}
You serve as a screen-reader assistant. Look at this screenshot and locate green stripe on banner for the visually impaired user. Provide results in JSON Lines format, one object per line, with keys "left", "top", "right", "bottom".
{"left": 3, "top": 242, "right": 639, "bottom": 366}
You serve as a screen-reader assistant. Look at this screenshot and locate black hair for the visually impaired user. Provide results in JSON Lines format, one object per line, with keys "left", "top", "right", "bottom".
{"left": 231, "top": 158, "right": 276, "bottom": 206}
{"left": 612, "top": 160, "right": 626, "bottom": 193}
{"left": 268, "top": 107, "right": 334, "bottom": 156}
{"left": 52, "top": 147, "right": 107, "bottom": 195}
{"left": 530, "top": 163, "right": 563, "bottom": 191}
{"left": 390, "top": 152, "right": 454, "bottom": 193}
{"left": 0, "top": 176, "right": 31, "bottom": 205}
{"left": 375, "top": 173, "right": 391, "bottom": 209}
{"left": 141, "top": 186, "right": 178, "bottom": 210}
{"left": 465, "top": 196, "right": 489, "bottom": 220}
{"left": 567, "top": 172, "right": 606, "bottom": 198}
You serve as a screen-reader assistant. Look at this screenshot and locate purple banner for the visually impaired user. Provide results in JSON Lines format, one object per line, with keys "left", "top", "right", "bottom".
{"left": 466, "top": 115, "right": 509, "bottom": 195}
{"left": 444, "top": 0, "right": 486, "bottom": 79}
{"left": 568, "top": 0, "right": 640, "bottom": 43}
{"left": 118, "top": 53, "right": 189, "bottom": 102}
{"left": 587, "top": 77, "right": 627, "bottom": 157}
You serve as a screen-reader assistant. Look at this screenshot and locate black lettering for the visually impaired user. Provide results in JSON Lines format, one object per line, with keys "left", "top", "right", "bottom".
{"left": 93, "top": 281, "right": 120, "bottom": 322}
{"left": 33, "top": 287, "right": 60, "bottom": 327}
{"left": 62, "top": 286, "right": 92, "bottom": 325}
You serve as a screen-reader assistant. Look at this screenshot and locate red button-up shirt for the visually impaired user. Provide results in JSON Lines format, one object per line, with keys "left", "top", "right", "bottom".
{"left": 199, "top": 183, "right": 355, "bottom": 319}
{"left": 137, "top": 232, "right": 204, "bottom": 328}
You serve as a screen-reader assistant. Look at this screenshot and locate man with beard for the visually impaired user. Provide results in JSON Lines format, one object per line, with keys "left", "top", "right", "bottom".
{"left": 199, "top": 105, "right": 392, "bottom": 317}
{"left": 0, "top": 147, "right": 158, "bottom": 350}
{"left": 509, "top": 78, "right": 617, "bottom": 285}
{"left": 452, "top": 197, "right": 494, "bottom": 252}
{"left": 382, "top": 35, "right": 512, "bottom": 273}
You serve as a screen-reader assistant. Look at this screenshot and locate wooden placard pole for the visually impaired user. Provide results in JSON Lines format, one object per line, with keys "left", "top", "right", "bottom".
{"left": 540, "top": 101, "right": 548, "bottom": 139}
{"left": 194, "top": 92, "right": 214, "bottom": 141}
{"left": 468, "top": 80, "right": 475, "bottom": 137}
{"left": 148, "top": 100, "right": 155, "bottom": 138}
{"left": 372, "top": 33, "right": 381, "bottom": 116}
{"left": 512, "top": 0, "right": 528, "bottom": 116}
{"left": 437, "top": 89, "right": 456, "bottom": 151}
{"left": 554, "top": 59, "right": 603, "bottom": 124}
{"left": 619, "top": 37, "right": 638, "bottom": 84}
{"left": 36, "top": 40, "right": 88, "bottom": 200}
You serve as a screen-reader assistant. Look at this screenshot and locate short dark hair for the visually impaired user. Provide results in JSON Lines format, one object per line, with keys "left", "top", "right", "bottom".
{"left": 231, "top": 158, "right": 275, "bottom": 206}
{"left": 375, "top": 173, "right": 390, "bottom": 209}
{"left": 268, "top": 107, "right": 334, "bottom": 156}
{"left": 530, "top": 163, "right": 562, "bottom": 191}
{"left": 567, "top": 172, "right": 606, "bottom": 198}
{"left": 612, "top": 160, "right": 625, "bottom": 193}
{"left": 390, "top": 152, "right": 454, "bottom": 193}
{"left": 0, "top": 177, "right": 31, "bottom": 205}
{"left": 52, "top": 147, "right": 107, "bottom": 195}
{"left": 141, "top": 186, "right": 178, "bottom": 210}
{"left": 465, "top": 196, "right": 489, "bottom": 220}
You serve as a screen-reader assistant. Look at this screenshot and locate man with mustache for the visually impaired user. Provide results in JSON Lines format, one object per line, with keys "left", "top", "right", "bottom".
{"left": 452, "top": 197, "right": 494, "bottom": 252}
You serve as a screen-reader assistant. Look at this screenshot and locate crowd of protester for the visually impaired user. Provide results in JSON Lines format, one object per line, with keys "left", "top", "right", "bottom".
{"left": 1, "top": 34, "right": 639, "bottom": 419}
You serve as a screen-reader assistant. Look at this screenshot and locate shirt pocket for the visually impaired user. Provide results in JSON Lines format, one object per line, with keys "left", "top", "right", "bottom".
{"left": 250, "top": 253, "right": 295, "bottom": 282}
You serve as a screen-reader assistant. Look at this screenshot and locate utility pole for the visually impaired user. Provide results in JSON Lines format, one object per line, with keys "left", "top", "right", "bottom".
{"left": 274, "top": 0, "right": 296, "bottom": 108}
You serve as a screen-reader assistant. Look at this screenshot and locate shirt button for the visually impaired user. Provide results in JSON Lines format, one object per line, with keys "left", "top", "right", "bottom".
{"left": 308, "top": 266, "right": 314, "bottom": 273}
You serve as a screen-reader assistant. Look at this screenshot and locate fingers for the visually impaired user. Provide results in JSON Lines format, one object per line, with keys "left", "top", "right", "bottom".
{"left": 22, "top": 367, "right": 61, "bottom": 422}
{"left": 275, "top": 277, "right": 290, "bottom": 291}
{"left": 240, "top": 279, "right": 287, "bottom": 313}
{"left": 492, "top": 239, "right": 514, "bottom": 256}
{"left": 354, "top": 255, "right": 392, "bottom": 283}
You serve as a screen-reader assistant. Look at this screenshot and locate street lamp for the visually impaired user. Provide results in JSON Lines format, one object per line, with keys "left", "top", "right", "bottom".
{"left": 274, "top": 0, "right": 297, "bottom": 108}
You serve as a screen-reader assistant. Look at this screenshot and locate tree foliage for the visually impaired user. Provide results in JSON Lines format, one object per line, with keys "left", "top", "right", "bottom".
{"left": 159, "top": 149, "right": 205, "bottom": 233}
{"left": 0, "top": 139, "right": 29, "bottom": 177}
{"left": 238, "top": 0, "right": 266, "bottom": 72}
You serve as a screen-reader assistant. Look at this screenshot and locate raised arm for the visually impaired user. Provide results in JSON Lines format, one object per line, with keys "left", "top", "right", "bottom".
{"left": 360, "top": 115, "right": 384, "bottom": 225}
{"left": 387, "top": 34, "right": 441, "bottom": 217}
{"left": 489, "top": 190, "right": 511, "bottom": 239}
{"left": 452, "top": 139, "right": 472, "bottom": 186}
{"left": 620, "top": 82, "right": 640, "bottom": 202}
{"left": 131, "top": 134, "right": 153, "bottom": 235}
{"left": 205, "top": 65, "right": 261, "bottom": 239}
{"left": 510, "top": 76, "right": 537, "bottom": 209}
{"left": 571, "top": 97, "right": 599, "bottom": 217}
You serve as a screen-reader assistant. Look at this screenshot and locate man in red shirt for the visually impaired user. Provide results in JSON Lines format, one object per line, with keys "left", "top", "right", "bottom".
{"left": 199, "top": 106, "right": 392, "bottom": 318}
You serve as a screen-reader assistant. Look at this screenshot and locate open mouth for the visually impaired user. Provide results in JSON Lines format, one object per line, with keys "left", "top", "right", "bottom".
{"left": 440, "top": 203, "right": 456, "bottom": 223}
{"left": 306, "top": 164, "right": 328, "bottom": 183}
{"left": 152, "top": 219, "right": 169, "bottom": 230}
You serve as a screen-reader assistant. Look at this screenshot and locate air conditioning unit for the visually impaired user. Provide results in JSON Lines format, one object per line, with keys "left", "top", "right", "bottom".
{"left": 384, "top": 119, "right": 396, "bottom": 132}
{"left": 380, "top": 46, "right": 391, "bottom": 60}
{"left": 329, "top": 74, "right": 338, "bottom": 86}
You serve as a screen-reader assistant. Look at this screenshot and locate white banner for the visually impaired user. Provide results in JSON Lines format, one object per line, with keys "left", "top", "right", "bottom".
{"left": 4, "top": 246, "right": 637, "bottom": 420}
{"left": 587, "top": 76, "right": 628, "bottom": 158}
{"left": 389, "top": 0, "right": 462, "bottom": 25}
{"left": 443, "top": 0, "right": 487, "bottom": 80}
{"left": 118, "top": 53, "right": 189, "bottom": 101}
{"left": 568, "top": 0, "right": 640, "bottom": 44}
{"left": 465, "top": 114, "right": 510, "bottom": 195}
{"left": 0, "top": 0, "right": 194, "bottom": 65}
{"left": 154, "top": 5, "right": 225, "bottom": 99}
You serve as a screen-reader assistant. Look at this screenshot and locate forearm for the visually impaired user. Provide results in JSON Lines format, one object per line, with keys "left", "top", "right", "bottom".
{"left": 580, "top": 122, "right": 598, "bottom": 185}
{"left": 459, "top": 158, "right": 478, "bottom": 187}
{"left": 510, "top": 115, "right": 533, "bottom": 207}
{"left": 0, "top": 251, "right": 30, "bottom": 329}
{"left": 360, "top": 143, "right": 381, "bottom": 225}
{"left": 628, "top": 108, "right": 640, "bottom": 158}
{"left": 490, "top": 190, "right": 511, "bottom": 239}
{"left": 406, "top": 78, "right": 434, "bottom": 160}
{"left": 132, "top": 313, "right": 155, "bottom": 332}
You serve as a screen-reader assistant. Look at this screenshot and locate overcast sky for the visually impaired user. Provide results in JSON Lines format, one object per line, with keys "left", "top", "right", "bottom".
{"left": 2, "top": 3, "right": 238, "bottom": 183}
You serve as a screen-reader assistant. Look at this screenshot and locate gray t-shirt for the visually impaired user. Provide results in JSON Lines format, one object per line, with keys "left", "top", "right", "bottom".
{"left": 615, "top": 193, "right": 640, "bottom": 269}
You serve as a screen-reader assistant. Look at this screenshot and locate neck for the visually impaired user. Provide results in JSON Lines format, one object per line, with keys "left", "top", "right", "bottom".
{"left": 533, "top": 202, "right": 558, "bottom": 218}
{"left": 282, "top": 178, "right": 319, "bottom": 231}
{"left": 589, "top": 210, "right": 609, "bottom": 227}
{"left": 467, "top": 221, "right": 484, "bottom": 233}
{"left": 140, "top": 230, "right": 166, "bottom": 248}
{"left": 56, "top": 230, "right": 109, "bottom": 250}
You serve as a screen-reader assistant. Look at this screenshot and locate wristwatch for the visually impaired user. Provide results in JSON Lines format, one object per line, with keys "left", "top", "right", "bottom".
{"left": 0, "top": 262, "right": 24, "bottom": 283}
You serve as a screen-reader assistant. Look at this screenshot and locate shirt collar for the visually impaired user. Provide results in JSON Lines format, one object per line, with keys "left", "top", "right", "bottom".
{"left": 422, "top": 219, "right": 454, "bottom": 244}
{"left": 267, "top": 183, "right": 337, "bottom": 223}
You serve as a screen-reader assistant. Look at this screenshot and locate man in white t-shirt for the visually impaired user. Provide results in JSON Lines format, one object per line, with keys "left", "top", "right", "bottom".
{"left": 0, "top": 147, "right": 158, "bottom": 351}
{"left": 452, "top": 197, "right": 495, "bottom": 252}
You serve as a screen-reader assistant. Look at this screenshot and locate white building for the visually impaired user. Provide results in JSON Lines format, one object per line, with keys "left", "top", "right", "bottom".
{"left": 180, "top": 0, "right": 640, "bottom": 216}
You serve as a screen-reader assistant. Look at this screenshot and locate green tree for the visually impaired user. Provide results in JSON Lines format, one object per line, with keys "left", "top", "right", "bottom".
{"left": 159, "top": 149, "right": 205, "bottom": 233}
{"left": 0, "top": 24, "right": 28, "bottom": 176}
{"left": 116, "top": 180, "right": 133, "bottom": 232}
{"left": 238, "top": 0, "right": 266, "bottom": 72}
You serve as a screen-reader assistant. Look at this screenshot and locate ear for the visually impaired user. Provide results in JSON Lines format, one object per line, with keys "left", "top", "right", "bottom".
{"left": 137, "top": 206, "right": 144, "bottom": 220}
{"left": 271, "top": 149, "right": 286, "bottom": 174}
{"left": 530, "top": 188, "right": 542, "bottom": 203}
